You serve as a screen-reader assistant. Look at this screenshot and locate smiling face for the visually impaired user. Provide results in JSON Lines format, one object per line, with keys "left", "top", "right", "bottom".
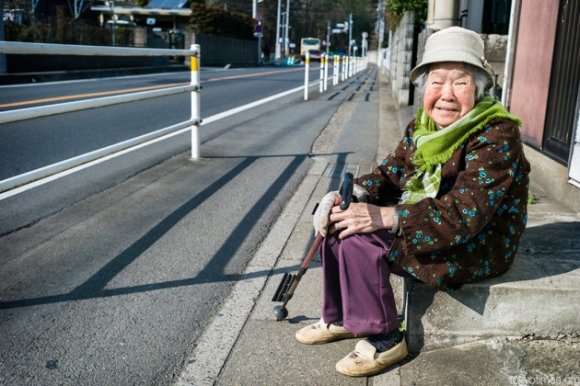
{"left": 423, "top": 62, "right": 477, "bottom": 128}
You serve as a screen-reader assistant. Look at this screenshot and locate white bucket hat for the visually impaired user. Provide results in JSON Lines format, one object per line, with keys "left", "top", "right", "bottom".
{"left": 410, "top": 26, "right": 494, "bottom": 88}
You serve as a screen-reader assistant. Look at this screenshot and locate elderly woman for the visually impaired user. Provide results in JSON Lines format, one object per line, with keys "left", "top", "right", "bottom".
{"left": 295, "top": 27, "right": 530, "bottom": 377}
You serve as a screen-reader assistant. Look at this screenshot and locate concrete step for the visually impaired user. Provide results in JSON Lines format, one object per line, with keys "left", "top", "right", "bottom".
{"left": 406, "top": 186, "right": 580, "bottom": 353}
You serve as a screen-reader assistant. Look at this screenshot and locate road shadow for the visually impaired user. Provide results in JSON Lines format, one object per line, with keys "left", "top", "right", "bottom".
{"left": 0, "top": 151, "right": 355, "bottom": 310}
{"left": 0, "top": 153, "right": 307, "bottom": 309}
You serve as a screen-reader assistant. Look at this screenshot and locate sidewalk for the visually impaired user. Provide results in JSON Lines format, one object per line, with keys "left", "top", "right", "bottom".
{"left": 177, "top": 68, "right": 580, "bottom": 385}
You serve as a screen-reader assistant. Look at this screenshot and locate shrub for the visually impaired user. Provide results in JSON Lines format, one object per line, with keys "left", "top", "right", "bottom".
{"left": 387, "top": 0, "right": 428, "bottom": 30}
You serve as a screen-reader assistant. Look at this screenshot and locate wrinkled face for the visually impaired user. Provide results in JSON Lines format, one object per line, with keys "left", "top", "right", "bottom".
{"left": 423, "top": 62, "right": 477, "bottom": 128}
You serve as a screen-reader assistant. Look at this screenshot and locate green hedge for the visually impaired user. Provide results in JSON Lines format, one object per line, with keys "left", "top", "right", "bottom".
{"left": 387, "top": 0, "right": 428, "bottom": 29}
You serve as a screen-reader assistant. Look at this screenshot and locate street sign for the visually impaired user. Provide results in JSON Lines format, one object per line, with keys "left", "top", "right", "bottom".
{"left": 332, "top": 29, "right": 343, "bottom": 34}
{"left": 336, "top": 23, "right": 344, "bottom": 28}
{"left": 254, "top": 33, "right": 263, "bottom": 38}
{"left": 255, "top": 13, "right": 262, "bottom": 21}
{"left": 255, "top": 23, "right": 262, "bottom": 33}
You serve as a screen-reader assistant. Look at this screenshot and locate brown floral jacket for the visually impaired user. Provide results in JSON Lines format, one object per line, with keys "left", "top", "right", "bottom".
{"left": 355, "top": 118, "right": 531, "bottom": 291}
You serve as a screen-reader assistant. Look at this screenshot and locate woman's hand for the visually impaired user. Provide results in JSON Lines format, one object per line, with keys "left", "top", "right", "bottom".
{"left": 328, "top": 203, "right": 395, "bottom": 239}
{"left": 312, "top": 191, "right": 340, "bottom": 237}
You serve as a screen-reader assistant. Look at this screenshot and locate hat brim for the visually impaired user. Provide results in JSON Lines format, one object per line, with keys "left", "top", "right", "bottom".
{"left": 410, "top": 57, "right": 494, "bottom": 89}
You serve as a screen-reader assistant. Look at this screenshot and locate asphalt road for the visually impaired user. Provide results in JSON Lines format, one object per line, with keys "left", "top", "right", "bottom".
{"left": 0, "top": 65, "right": 373, "bottom": 385}
{"left": 0, "top": 66, "right": 315, "bottom": 180}
{"left": 0, "top": 66, "right": 322, "bottom": 235}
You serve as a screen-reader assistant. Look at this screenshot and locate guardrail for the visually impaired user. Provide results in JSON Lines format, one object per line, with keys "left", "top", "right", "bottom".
{"left": 0, "top": 42, "right": 368, "bottom": 196}
{"left": 0, "top": 41, "right": 201, "bottom": 194}
{"left": 303, "top": 52, "right": 368, "bottom": 101}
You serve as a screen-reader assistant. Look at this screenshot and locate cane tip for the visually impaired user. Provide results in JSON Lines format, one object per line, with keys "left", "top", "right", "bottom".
{"left": 273, "top": 305, "right": 288, "bottom": 321}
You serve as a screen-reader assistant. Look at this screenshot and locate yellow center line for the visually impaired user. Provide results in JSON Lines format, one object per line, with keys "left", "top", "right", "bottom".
{"left": 0, "top": 67, "right": 305, "bottom": 109}
{"left": 0, "top": 83, "right": 188, "bottom": 109}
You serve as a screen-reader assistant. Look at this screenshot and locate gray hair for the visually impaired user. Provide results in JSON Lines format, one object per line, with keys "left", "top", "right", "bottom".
{"left": 414, "top": 62, "right": 490, "bottom": 104}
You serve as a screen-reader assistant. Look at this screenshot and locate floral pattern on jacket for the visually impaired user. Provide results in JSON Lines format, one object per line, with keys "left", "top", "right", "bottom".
{"left": 354, "top": 118, "right": 531, "bottom": 292}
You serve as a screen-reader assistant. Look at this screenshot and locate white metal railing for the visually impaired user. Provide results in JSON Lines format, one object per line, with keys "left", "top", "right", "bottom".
{"left": 0, "top": 41, "right": 368, "bottom": 195}
{"left": 0, "top": 85, "right": 199, "bottom": 125}
{"left": 0, "top": 41, "right": 201, "bottom": 194}
{"left": 303, "top": 53, "right": 368, "bottom": 101}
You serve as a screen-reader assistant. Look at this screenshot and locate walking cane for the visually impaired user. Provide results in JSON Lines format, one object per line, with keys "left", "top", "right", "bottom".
{"left": 272, "top": 172, "right": 354, "bottom": 321}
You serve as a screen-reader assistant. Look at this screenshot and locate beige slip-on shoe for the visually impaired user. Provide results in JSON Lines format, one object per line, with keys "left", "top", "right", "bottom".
{"left": 335, "top": 336, "right": 408, "bottom": 377}
{"left": 295, "top": 319, "right": 364, "bottom": 345}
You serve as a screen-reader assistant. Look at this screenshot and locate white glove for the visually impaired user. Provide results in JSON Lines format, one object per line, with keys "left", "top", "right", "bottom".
{"left": 313, "top": 191, "right": 339, "bottom": 237}
{"left": 352, "top": 184, "right": 371, "bottom": 203}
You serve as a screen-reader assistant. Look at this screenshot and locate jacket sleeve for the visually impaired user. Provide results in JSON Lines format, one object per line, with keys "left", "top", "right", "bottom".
{"left": 394, "top": 122, "right": 527, "bottom": 256}
{"left": 354, "top": 125, "right": 417, "bottom": 205}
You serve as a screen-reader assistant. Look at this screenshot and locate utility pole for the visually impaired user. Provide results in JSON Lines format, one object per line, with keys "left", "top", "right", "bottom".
{"left": 348, "top": 13, "right": 353, "bottom": 57}
{"left": 362, "top": 32, "right": 368, "bottom": 57}
{"left": 376, "top": 1, "right": 385, "bottom": 67}
{"left": 0, "top": 0, "right": 6, "bottom": 74}
{"left": 284, "top": 0, "right": 290, "bottom": 57}
{"left": 107, "top": 0, "right": 116, "bottom": 46}
{"left": 275, "top": 0, "right": 281, "bottom": 62}
{"left": 326, "top": 21, "right": 330, "bottom": 55}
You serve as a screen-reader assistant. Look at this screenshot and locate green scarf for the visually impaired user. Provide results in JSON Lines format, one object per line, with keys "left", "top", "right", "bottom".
{"left": 400, "top": 95, "right": 522, "bottom": 204}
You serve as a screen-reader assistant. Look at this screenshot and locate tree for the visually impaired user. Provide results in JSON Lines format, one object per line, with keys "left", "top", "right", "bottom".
{"left": 386, "top": 0, "right": 427, "bottom": 30}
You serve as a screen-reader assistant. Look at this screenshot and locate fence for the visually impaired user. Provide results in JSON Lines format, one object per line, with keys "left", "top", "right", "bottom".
{"left": 0, "top": 41, "right": 201, "bottom": 194}
{"left": 304, "top": 52, "right": 368, "bottom": 101}
{"left": 0, "top": 41, "right": 368, "bottom": 196}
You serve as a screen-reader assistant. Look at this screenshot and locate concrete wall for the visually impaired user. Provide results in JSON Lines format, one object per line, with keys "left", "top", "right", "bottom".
{"left": 388, "top": 11, "right": 416, "bottom": 108}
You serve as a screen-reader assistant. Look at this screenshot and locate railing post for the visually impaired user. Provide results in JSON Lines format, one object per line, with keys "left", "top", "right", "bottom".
{"left": 350, "top": 56, "right": 353, "bottom": 77}
{"left": 319, "top": 54, "right": 324, "bottom": 93}
{"left": 332, "top": 56, "right": 335, "bottom": 86}
{"left": 342, "top": 56, "right": 346, "bottom": 81}
{"left": 333, "top": 56, "right": 338, "bottom": 86}
{"left": 324, "top": 54, "right": 328, "bottom": 91}
{"left": 191, "top": 44, "right": 201, "bottom": 159}
{"left": 304, "top": 51, "right": 310, "bottom": 101}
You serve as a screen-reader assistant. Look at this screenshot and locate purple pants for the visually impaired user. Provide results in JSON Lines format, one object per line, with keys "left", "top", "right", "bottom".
{"left": 320, "top": 229, "right": 411, "bottom": 335}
